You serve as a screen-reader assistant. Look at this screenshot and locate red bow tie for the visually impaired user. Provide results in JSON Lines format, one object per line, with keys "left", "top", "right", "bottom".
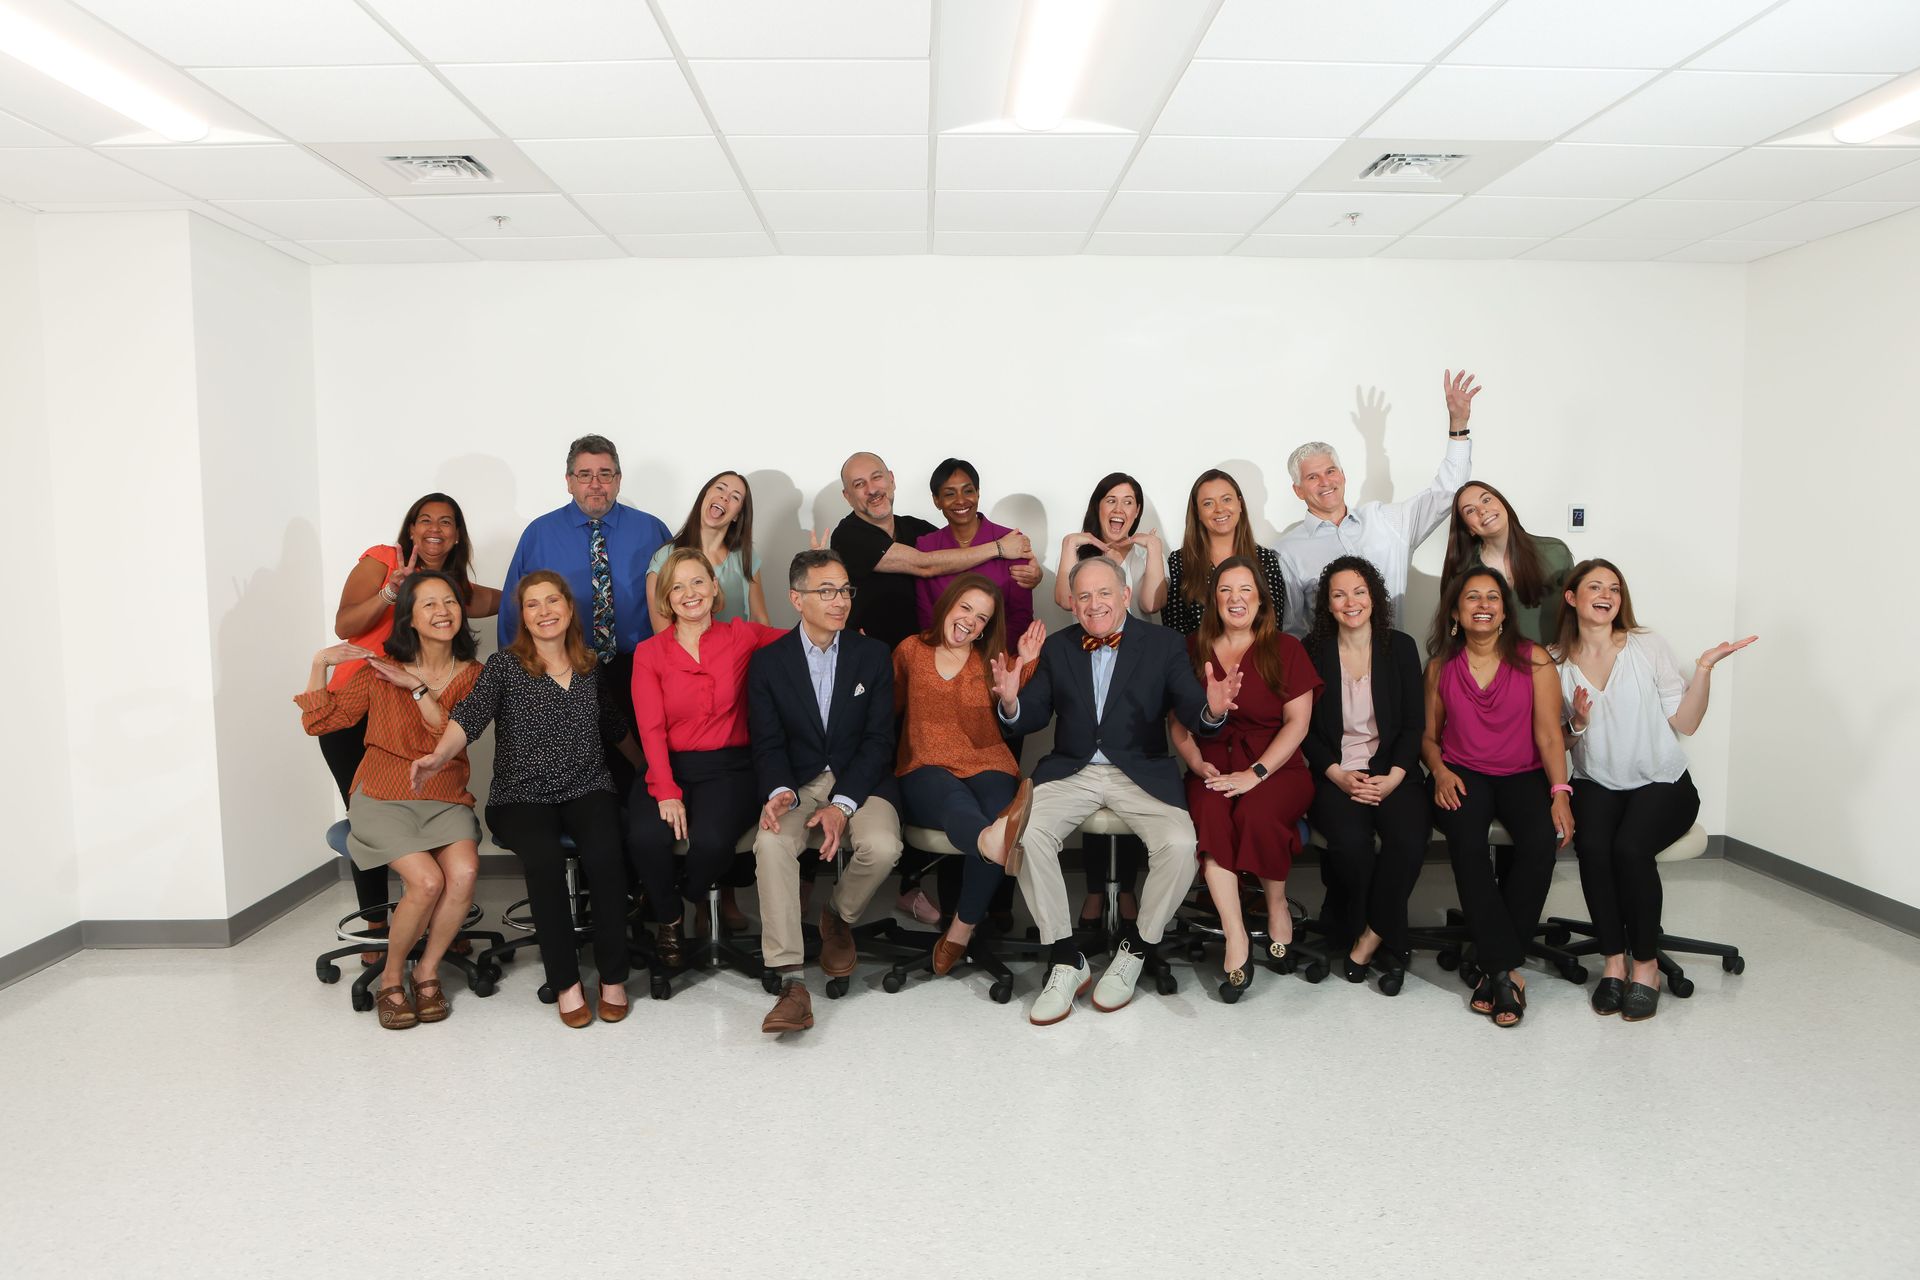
{"left": 1081, "top": 632, "right": 1123, "bottom": 652}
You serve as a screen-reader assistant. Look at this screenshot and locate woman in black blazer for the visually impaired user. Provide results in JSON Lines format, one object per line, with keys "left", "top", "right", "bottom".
{"left": 1302, "top": 555, "right": 1427, "bottom": 995}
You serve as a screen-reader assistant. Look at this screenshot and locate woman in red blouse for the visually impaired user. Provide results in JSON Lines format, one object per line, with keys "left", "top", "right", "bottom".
{"left": 630, "top": 548, "right": 785, "bottom": 966}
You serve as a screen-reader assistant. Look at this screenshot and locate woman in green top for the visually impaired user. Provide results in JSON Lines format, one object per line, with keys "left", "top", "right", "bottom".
{"left": 1440, "top": 481, "right": 1573, "bottom": 646}
{"left": 646, "top": 470, "right": 770, "bottom": 634}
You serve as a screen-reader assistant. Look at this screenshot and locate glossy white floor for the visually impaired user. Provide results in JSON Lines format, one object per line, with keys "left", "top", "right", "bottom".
{"left": 1, "top": 857, "right": 1915, "bottom": 1279}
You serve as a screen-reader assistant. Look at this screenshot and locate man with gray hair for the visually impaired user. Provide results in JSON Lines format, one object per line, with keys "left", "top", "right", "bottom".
{"left": 1275, "top": 370, "right": 1481, "bottom": 636}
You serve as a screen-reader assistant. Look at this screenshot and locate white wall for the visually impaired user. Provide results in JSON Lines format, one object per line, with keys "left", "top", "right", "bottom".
{"left": 312, "top": 256, "right": 1748, "bottom": 829}
{"left": 1735, "top": 208, "right": 1920, "bottom": 907}
{"left": 0, "top": 204, "right": 81, "bottom": 957}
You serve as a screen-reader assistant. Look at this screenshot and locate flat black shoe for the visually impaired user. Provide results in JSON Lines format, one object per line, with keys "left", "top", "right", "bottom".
{"left": 1218, "top": 958, "right": 1254, "bottom": 1004}
{"left": 1591, "top": 976, "right": 1625, "bottom": 1016}
{"left": 1342, "top": 954, "right": 1369, "bottom": 983}
{"left": 1622, "top": 980, "right": 1660, "bottom": 1022}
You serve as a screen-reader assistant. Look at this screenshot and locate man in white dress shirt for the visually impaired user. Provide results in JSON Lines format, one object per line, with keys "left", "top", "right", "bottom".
{"left": 1277, "top": 370, "right": 1482, "bottom": 637}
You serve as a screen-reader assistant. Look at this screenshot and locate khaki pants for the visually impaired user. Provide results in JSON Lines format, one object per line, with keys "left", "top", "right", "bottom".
{"left": 1016, "top": 764, "right": 1197, "bottom": 946}
{"left": 753, "top": 771, "right": 903, "bottom": 969}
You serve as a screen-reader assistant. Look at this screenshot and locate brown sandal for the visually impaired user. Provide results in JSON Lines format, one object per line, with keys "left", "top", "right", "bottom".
{"left": 375, "top": 983, "right": 418, "bottom": 1030}
{"left": 411, "top": 976, "right": 451, "bottom": 1023}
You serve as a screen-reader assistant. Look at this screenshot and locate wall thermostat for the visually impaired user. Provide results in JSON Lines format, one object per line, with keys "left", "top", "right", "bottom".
{"left": 1568, "top": 505, "right": 1588, "bottom": 532}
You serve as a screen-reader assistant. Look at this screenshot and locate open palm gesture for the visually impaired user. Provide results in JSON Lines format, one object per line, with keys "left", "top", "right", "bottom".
{"left": 1204, "top": 663, "right": 1243, "bottom": 720}
{"left": 1443, "top": 368, "right": 1482, "bottom": 427}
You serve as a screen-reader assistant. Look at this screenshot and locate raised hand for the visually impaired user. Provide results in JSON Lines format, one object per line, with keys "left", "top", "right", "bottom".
{"left": 807, "top": 528, "right": 829, "bottom": 551}
{"left": 807, "top": 803, "right": 848, "bottom": 860}
{"left": 384, "top": 545, "right": 419, "bottom": 598}
{"left": 989, "top": 649, "right": 1024, "bottom": 712}
{"left": 660, "top": 798, "right": 688, "bottom": 842}
{"left": 1570, "top": 687, "right": 1593, "bottom": 734}
{"left": 1443, "top": 368, "right": 1482, "bottom": 427}
{"left": 1134, "top": 527, "right": 1164, "bottom": 559}
{"left": 366, "top": 657, "right": 419, "bottom": 690}
{"left": 1697, "top": 635, "right": 1758, "bottom": 671}
{"left": 1009, "top": 561, "right": 1044, "bottom": 589}
{"left": 1015, "top": 620, "right": 1047, "bottom": 666}
{"left": 313, "top": 641, "right": 372, "bottom": 668}
{"left": 1205, "top": 662, "right": 1243, "bottom": 720}
{"left": 409, "top": 751, "right": 449, "bottom": 794}
{"left": 760, "top": 789, "right": 797, "bottom": 833}
{"left": 998, "top": 530, "right": 1033, "bottom": 560}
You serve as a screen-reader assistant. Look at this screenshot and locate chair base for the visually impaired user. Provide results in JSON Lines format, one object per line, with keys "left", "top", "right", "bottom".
{"left": 883, "top": 917, "right": 1050, "bottom": 1003}
{"left": 1168, "top": 890, "right": 1334, "bottom": 985}
{"left": 315, "top": 901, "right": 504, "bottom": 1011}
{"left": 1409, "top": 908, "right": 1593, "bottom": 990}
{"left": 1544, "top": 916, "right": 1746, "bottom": 998}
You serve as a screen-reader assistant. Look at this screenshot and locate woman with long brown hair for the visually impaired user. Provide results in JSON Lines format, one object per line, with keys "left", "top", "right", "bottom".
{"left": 1170, "top": 555, "right": 1320, "bottom": 1002}
{"left": 1161, "top": 469, "right": 1287, "bottom": 636}
{"left": 1440, "top": 481, "right": 1572, "bottom": 645}
{"left": 645, "top": 470, "right": 769, "bottom": 634}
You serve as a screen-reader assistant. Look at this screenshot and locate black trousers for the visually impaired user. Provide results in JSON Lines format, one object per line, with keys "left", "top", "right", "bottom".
{"left": 898, "top": 766, "right": 1019, "bottom": 926}
{"left": 1432, "top": 764, "right": 1557, "bottom": 975}
{"left": 1310, "top": 773, "right": 1428, "bottom": 954}
{"left": 627, "top": 747, "right": 759, "bottom": 924}
{"left": 1572, "top": 772, "right": 1700, "bottom": 962}
{"left": 603, "top": 651, "right": 640, "bottom": 797}
{"left": 487, "top": 791, "right": 629, "bottom": 990}
{"left": 317, "top": 718, "right": 389, "bottom": 918}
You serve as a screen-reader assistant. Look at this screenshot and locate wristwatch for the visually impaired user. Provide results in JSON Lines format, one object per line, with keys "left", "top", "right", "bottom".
{"left": 1249, "top": 763, "right": 1268, "bottom": 780}
{"left": 412, "top": 684, "right": 429, "bottom": 701}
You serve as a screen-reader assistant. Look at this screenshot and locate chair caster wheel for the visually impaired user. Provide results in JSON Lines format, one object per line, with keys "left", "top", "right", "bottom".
{"left": 473, "top": 977, "right": 497, "bottom": 998}
{"left": 1154, "top": 973, "right": 1178, "bottom": 996}
{"left": 1458, "top": 961, "right": 1482, "bottom": 987}
{"left": 480, "top": 964, "right": 502, "bottom": 982}
{"left": 825, "top": 976, "right": 850, "bottom": 999}
{"left": 316, "top": 963, "right": 340, "bottom": 984}
{"left": 1723, "top": 955, "right": 1745, "bottom": 974}
{"left": 1544, "top": 926, "right": 1571, "bottom": 947}
{"left": 882, "top": 972, "right": 905, "bottom": 994}
{"left": 761, "top": 970, "right": 783, "bottom": 995}
{"left": 990, "top": 980, "right": 1013, "bottom": 1004}
{"left": 1303, "top": 962, "right": 1328, "bottom": 984}
{"left": 1186, "top": 941, "right": 1206, "bottom": 961}
{"left": 537, "top": 984, "right": 557, "bottom": 1004}
{"left": 1378, "top": 972, "right": 1404, "bottom": 997}
{"left": 350, "top": 990, "right": 373, "bottom": 1013}
{"left": 1561, "top": 963, "right": 1588, "bottom": 984}
{"left": 495, "top": 950, "right": 515, "bottom": 965}
{"left": 1670, "top": 975, "right": 1695, "bottom": 998}
{"left": 1436, "top": 949, "right": 1460, "bottom": 971}
{"left": 1275, "top": 953, "right": 1299, "bottom": 975}
{"left": 650, "top": 977, "right": 672, "bottom": 1000}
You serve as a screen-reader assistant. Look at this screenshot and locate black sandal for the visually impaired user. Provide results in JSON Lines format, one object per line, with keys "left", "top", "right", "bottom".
{"left": 1470, "top": 974, "right": 1495, "bottom": 1015}
{"left": 1489, "top": 972, "right": 1527, "bottom": 1028}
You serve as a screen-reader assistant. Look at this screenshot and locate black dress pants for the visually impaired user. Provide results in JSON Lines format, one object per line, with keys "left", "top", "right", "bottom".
{"left": 317, "top": 718, "right": 389, "bottom": 918}
{"left": 1310, "top": 774, "right": 1428, "bottom": 954}
{"left": 487, "top": 790, "right": 629, "bottom": 991}
{"left": 1432, "top": 764, "right": 1557, "bottom": 975}
{"left": 1571, "top": 772, "right": 1700, "bottom": 962}
{"left": 628, "top": 747, "right": 759, "bottom": 924}
{"left": 898, "top": 766, "right": 1019, "bottom": 925}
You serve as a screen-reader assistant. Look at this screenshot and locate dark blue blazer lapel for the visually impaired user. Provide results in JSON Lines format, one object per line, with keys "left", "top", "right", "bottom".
{"left": 1064, "top": 626, "right": 1098, "bottom": 731}
{"left": 778, "top": 629, "right": 827, "bottom": 742}
{"left": 1099, "top": 626, "right": 1144, "bottom": 727}
{"left": 825, "top": 636, "right": 862, "bottom": 744}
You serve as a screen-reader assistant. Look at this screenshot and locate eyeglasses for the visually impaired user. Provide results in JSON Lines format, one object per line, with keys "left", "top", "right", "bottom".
{"left": 798, "top": 586, "right": 857, "bottom": 601}
{"left": 570, "top": 469, "right": 618, "bottom": 485}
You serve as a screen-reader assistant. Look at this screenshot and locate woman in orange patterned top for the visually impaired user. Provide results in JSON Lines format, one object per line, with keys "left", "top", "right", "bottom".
{"left": 893, "top": 574, "right": 1044, "bottom": 976}
{"left": 298, "top": 570, "right": 483, "bottom": 1030}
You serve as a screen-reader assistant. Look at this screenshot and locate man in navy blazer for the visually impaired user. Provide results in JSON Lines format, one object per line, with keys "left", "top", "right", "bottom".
{"left": 993, "top": 555, "right": 1240, "bottom": 1025}
{"left": 747, "top": 549, "right": 903, "bottom": 1034}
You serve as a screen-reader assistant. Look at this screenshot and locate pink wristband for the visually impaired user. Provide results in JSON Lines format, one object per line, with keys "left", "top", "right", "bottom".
{"left": 1550, "top": 783, "right": 1573, "bottom": 797}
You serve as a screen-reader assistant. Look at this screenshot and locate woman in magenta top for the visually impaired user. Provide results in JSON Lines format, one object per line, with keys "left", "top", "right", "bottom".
{"left": 629, "top": 547, "right": 785, "bottom": 966}
{"left": 1422, "top": 565, "right": 1574, "bottom": 1029}
{"left": 914, "top": 458, "right": 1040, "bottom": 640}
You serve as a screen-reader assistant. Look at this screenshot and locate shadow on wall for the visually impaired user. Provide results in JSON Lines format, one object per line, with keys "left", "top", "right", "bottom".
{"left": 747, "top": 468, "right": 806, "bottom": 628}
{"left": 437, "top": 452, "right": 522, "bottom": 626}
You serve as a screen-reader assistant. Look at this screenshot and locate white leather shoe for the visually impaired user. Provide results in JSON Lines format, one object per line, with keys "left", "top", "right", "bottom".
{"left": 1092, "top": 940, "right": 1148, "bottom": 1012}
{"left": 1028, "top": 956, "right": 1091, "bottom": 1026}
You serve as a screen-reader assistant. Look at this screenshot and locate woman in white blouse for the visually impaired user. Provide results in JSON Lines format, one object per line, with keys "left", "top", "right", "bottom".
{"left": 1556, "top": 558, "right": 1755, "bottom": 1023}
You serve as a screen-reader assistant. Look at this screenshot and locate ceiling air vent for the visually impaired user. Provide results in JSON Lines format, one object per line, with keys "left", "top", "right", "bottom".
{"left": 381, "top": 154, "right": 497, "bottom": 186}
{"left": 1358, "top": 152, "right": 1468, "bottom": 182}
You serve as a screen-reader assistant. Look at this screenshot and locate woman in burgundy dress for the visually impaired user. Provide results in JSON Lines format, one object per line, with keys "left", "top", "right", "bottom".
{"left": 1171, "top": 555, "right": 1321, "bottom": 1002}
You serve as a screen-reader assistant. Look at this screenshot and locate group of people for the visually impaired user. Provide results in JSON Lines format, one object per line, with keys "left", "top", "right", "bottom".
{"left": 297, "top": 370, "right": 1755, "bottom": 1035}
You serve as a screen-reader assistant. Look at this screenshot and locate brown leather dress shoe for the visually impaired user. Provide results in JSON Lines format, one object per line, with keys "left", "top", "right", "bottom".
{"left": 993, "top": 779, "right": 1034, "bottom": 877}
{"left": 596, "top": 984, "right": 629, "bottom": 1024}
{"left": 558, "top": 996, "right": 592, "bottom": 1029}
{"left": 819, "top": 907, "right": 857, "bottom": 978}
{"left": 932, "top": 936, "right": 967, "bottom": 976}
{"left": 761, "top": 979, "right": 813, "bottom": 1033}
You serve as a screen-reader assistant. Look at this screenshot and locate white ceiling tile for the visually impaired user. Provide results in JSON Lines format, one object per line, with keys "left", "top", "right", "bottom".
{"left": 300, "top": 238, "right": 475, "bottom": 263}
{"left": 1121, "top": 137, "right": 1342, "bottom": 193}
{"left": 0, "top": 111, "right": 63, "bottom": 147}
{"left": 1570, "top": 71, "right": 1892, "bottom": 146}
{"left": 1690, "top": 0, "right": 1920, "bottom": 73}
{"left": 778, "top": 232, "right": 926, "bottom": 254}
{"left": 1237, "top": 234, "right": 1395, "bottom": 257}
{"left": 264, "top": 240, "right": 333, "bottom": 265}
{"left": 936, "top": 134, "right": 1136, "bottom": 191}
{"left": 96, "top": 144, "right": 366, "bottom": 200}
{"left": 1662, "top": 239, "right": 1801, "bottom": 261}
{"left": 1571, "top": 198, "right": 1793, "bottom": 238}
{"left": 440, "top": 62, "right": 707, "bottom": 139}
{"left": 614, "top": 231, "right": 776, "bottom": 256}
{"left": 757, "top": 189, "right": 925, "bottom": 234}
{"left": 658, "top": 1, "right": 931, "bottom": 58}
{"left": 1521, "top": 238, "right": 1694, "bottom": 259}
{"left": 729, "top": 136, "right": 927, "bottom": 190}
{"left": 1156, "top": 62, "right": 1422, "bottom": 138}
{"left": 1378, "top": 236, "right": 1545, "bottom": 258}
{"left": 212, "top": 197, "right": 440, "bottom": 239}
{"left": 369, "top": 0, "right": 670, "bottom": 62}
{"left": 74, "top": 0, "right": 410, "bottom": 66}
{"left": 518, "top": 137, "right": 736, "bottom": 193}
{"left": 1478, "top": 143, "right": 1737, "bottom": 197}
{"left": 30, "top": 199, "right": 288, "bottom": 241}
{"left": 693, "top": 61, "right": 929, "bottom": 135}
{"left": 1415, "top": 195, "right": 1627, "bottom": 237}
{"left": 1656, "top": 146, "right": 1917, "bottom": 200}
{"left": 1365, "top": 67, "right": 1657, "bottom": 141}
{"left": 1718, "top": 200, "right": 1917, "bottom": 240}
{"left": 1098, "top": 191, "right": 1280, "bottom": 234}
{"left": 574, "top": 190, "right": 762, "bottom": 234}
{"left": 1198, "top": 0, "right": 1496, "bottom": 63}
{"left": 0, "top": 59, "right": 181, "bottom": 145}
{"left": 191, "top": 67, "right": 493, "bottom": 142}
{"left": 391, "top": 193, "right": 599, "bottom": 237}
{"left": 1820, "top": 158, "right": 1920, "bottom": 202}
{"left": 934, "top": 190, "right": 1107, "bottom": 233}
{"left": 1086, "top": 232, "right": 1245, "bottom": 254}
{"left": 934, "top": 233, "right": 1084, "bottom": 255}
{"left": 0, "top": 148, "right": 184, "bottom": 201}
{"left": 1257, "top": 191, "right": 1458, "bottom": 235}
{"left": 1448, "top": 0, "right": 1777, "bottom": 69}
{"left": 456, "top": 236, "right": 627, "bottom": 260}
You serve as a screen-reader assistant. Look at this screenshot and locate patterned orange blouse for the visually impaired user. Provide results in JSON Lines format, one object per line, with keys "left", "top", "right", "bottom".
{"left": 892, "top": 638, "right": 1035, "bottom": 779}
{"left": 297, "top": 663, "right": 482, "bottom": 805}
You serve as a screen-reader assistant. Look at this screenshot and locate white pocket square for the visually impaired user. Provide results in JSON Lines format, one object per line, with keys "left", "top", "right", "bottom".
{"left": 854, "top": 683, "right": 866, "bottom": 697}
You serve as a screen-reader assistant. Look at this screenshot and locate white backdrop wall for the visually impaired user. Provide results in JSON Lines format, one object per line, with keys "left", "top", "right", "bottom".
{"left": 312, "top": 256, "right": 1748, "bottom": 830}
{"left": 1736, "top": 208, "right": 1920, "bottom": 908}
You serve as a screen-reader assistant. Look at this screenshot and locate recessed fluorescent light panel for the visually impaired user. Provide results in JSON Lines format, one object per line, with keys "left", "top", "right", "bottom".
{"left": 0, "top": 5, "right": 208, "bottom": 142}
{"left": 1008, "top": 0, "right": 1107, "bottom": 132}
{"left": 1833, "top": 85, "right": 1920, "bottom": 144}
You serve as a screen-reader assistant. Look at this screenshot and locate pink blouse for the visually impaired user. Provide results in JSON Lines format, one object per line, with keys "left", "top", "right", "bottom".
{"left": 1437, "top": 643, "right": 1542, "bottom": 777}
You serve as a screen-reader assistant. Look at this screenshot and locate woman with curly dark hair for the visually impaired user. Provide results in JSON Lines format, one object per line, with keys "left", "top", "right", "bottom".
{"left": 1301, "top": 556, "right": 1427, "bottom": 995}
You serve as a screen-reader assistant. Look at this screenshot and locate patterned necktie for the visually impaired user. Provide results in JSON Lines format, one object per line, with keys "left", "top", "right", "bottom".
{"left": 1080, "top": 632, "right": 1123, "bottom": 652}
{"left": 588, "top": 518, "right": 615, "bottom": 663}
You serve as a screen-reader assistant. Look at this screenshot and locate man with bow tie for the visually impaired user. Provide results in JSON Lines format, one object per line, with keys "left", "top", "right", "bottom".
{"left": 992, "top": 555, "right": 1242, "bottom": 1025}
{"left": 747, "top": 549, "right": 904, "bottom": 1034}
